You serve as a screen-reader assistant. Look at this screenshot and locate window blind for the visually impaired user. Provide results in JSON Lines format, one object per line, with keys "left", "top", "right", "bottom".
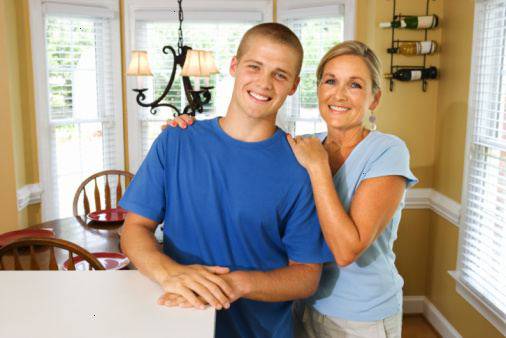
{"left": 44, "top": 12, "right": 121, "bottom": 219}
{"left": 280, "top": 10, "right": 344, "bottom": 135}
{"left": 134, "top": 19, "right": 259, "bottom": 157}
{"left": 459, "top": 0, "right": 506, "bottom": 323}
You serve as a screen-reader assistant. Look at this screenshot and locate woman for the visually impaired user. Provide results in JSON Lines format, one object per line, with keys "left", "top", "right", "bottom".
{"left": 287, "top": 41, "right": 417, "bottom": 338}
{"left": 166, "top": 41, "right": 417, "bottom": 338}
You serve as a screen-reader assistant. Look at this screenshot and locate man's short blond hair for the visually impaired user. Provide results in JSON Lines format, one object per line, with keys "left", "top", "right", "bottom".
{"left": 236, "top": 23, "right": 304, "bottom": 75}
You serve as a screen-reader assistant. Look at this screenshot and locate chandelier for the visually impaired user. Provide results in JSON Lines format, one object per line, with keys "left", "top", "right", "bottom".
{"left": 126, "top": 0, "right": 219, "bottom": 116}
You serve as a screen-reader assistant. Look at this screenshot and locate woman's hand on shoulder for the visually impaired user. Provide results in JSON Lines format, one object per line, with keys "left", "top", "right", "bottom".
{"left": 286, "top": 134, "right": 329, "bottom": 172}
{"left": 161, "top": 114, "right": 196, "bottom": 131}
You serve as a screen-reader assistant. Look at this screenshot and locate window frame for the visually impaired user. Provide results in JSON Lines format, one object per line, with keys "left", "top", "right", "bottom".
{"left": 29, "top": 0, "right": 125, "bottom": 221}
{"left": 453, "top": 0, "right": 506, "bottom": 334}
{"left": 278, "top": 0, "right": 356, "bottom": 39}
{"left": 123, "top": 0, "right": 272, "bottom": 171}
{"left": 277, "top": 0, "right": 356, "bottom": 135}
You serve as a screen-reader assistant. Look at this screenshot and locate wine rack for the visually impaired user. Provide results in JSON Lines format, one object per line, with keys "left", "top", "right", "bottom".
{"left": 385, "top": 0, "right": 438, "bottom": 92}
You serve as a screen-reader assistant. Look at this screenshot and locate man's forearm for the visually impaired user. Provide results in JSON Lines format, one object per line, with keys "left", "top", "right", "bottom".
{"left": 121, "top": 213, "right": 234, "bottom": 310}
{"left": 233, "top": 262, "right": 322, "bottom": 302}
{"left": 120, "top": 218, "right": 181, "bottom": 285}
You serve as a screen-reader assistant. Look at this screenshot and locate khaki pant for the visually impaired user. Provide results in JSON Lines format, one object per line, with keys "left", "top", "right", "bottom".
{"left": 293, "top": 302, "right": 402, "bottom": 338}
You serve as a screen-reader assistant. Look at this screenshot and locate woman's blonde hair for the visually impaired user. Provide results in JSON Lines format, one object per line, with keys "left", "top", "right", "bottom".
{"left": 316, "top": 41, "right": 382, "bottom": 94}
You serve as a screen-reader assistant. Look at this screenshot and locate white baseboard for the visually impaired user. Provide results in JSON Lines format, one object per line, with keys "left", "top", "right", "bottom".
{"left": 403, "top": 295, "right": 462, "bottom": 338}
{"left": 423, "top": 299, "right": 463, "bottom": 338}
{"left": 17, "top": 183, "right": 43, "bottom": 211}
{"left": 403, "top": 295, "right": 426, "bottom": 314}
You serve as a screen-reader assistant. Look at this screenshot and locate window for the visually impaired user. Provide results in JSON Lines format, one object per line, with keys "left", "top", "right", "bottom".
{"left": 456, "top": 0, "right": 506, "bottom": 334}
{"left": 124, "top": 1, "right": 267, "bottom": 170}
{"left": 30, "top": 1, "right": 124, "bottom": 220}
{"left": 278, "top": 1, "right": 355, "bottom": 135}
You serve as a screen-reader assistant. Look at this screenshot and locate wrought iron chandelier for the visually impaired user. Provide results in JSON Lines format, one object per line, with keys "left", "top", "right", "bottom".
{"left": 127, "top": 0, "right": 218, "bottom": 116}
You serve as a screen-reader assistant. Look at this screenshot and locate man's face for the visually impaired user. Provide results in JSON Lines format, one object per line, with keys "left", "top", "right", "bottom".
{"left": 229, "top": 36, "right": 300, "bottom": 123}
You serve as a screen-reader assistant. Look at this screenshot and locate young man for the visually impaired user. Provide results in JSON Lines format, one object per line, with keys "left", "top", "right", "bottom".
{"left": 119, "top": 23, "right": 331, "bottom": 338}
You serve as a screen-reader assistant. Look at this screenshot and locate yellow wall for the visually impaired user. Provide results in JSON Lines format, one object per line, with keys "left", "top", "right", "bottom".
{"left": 0, "top": 0, "right": 22, "bottom": 231}
{"left": 0, "top": 0, "right": 40, "bottom": 229}
{"left": 394, "top": 209, "right": 432, "bottom": 295}
{"left": 6, "top": 0, "right": 26, "bottom": 190}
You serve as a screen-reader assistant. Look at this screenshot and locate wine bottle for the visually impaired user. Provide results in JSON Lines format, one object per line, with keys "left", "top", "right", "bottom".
{"left": 387, "top": 41, "right": 438, "bottom": 55}
{"left": 385, "top": 67, "right": 438, "bottom": 81}
{"left": 379, "top": 15, "right": 439, "bottom": 29}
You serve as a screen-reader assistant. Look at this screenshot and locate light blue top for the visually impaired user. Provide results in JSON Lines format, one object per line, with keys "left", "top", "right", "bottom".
{"left": 305, "top": 130, "right": 418, "bottom": 321}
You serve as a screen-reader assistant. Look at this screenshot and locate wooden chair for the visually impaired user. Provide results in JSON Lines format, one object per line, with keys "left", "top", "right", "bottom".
{"left": 72, "top": 170, "right": 133, "bottom": 226}
{"left": 0, "top": 237, "right": 105, "bottom": 270}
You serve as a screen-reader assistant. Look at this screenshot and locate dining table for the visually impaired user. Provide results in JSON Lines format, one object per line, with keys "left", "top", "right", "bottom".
{"left": 30, "top": 215, "right": 124, "bottom": 253}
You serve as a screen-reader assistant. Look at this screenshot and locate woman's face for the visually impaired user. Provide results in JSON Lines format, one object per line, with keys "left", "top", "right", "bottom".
{"left": 318, "top": 54, "right": 381, "bottom": 131}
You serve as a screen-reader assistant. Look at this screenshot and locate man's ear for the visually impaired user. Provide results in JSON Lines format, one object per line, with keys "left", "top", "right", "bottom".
{"left": 369, "top": 90, "right": 382, "bottom": 111}
{"left": 288, "top": 76, "right": 301, "bottom": 96}
{"left": 229, "top": 56, "right": 239, "bottom": 77}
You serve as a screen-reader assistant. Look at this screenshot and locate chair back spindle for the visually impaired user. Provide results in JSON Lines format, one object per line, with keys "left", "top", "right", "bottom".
{"left": 94, "top": 178, "right": 101, "bottom": 211}
{"left": 49, "top": 247, "right": 58, "bottom": 270}
{"left": 67, "top": 250, "right": 75, "bottom": 270}
{"left": 72, "top": 170, "right": 133, "bottom": 226}
{"left": 13, "top": 248, "right": 22, "bottom": 270}
{"left": 116, "top": 174, "right": 123, "bottom": 201}
{"left": 29, "top": 245, "right": 40, "bottom": 270}
{"left": 105, "top": 175, "right": 111, "bottom": 210}
{"left": 83, "top": 187, "right": 90, "bottom": 215}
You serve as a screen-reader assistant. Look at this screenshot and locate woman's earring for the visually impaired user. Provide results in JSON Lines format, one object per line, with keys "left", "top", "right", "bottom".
{"left": 369, "top": 110, "right": 377, "bottom": 131}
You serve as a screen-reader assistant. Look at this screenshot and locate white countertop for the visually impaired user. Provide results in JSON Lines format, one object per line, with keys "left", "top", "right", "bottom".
{"left": 0, "top": 270, "right": 215, "bottom": 338}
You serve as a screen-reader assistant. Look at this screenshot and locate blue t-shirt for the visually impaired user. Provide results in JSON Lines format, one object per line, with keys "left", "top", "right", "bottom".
{"left": 305, "top": 131, "right": 418, "bottom": 321}
{"left": 120, "top": 118, "right": 332, "bottom": 338}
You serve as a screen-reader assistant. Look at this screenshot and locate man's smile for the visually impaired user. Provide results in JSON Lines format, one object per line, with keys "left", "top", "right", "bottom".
{"left": 248, "top": 90, "right": 271, "bottom": 102}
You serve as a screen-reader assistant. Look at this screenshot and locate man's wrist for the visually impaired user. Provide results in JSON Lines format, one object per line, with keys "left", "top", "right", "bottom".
{"left": 231, "top": 271, "right": 252, "bottom": 299}
{"left": 152, "top": 253, "right": 183, "bottom": 285}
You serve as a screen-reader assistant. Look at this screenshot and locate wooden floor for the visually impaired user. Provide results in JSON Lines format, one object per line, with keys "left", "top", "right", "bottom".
{"left": 402, "top": 314, "right": 441, "bottom": 338}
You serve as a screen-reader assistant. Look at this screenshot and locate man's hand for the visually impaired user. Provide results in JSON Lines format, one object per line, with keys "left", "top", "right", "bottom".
{"left": 159, "top": 262, "right": 321, "bottom": 308}
{"left": 156, "top": 264, "right": 236, "bottom": 310}
{"left": 121, "top": 213, "right": 235, "bottom": 311}
{"left": 159, "top": 271, "right": 250, "bottom": 309}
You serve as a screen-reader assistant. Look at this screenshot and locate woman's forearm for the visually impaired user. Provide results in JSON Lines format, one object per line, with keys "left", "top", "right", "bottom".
{"left": 307, "top": 163, "right": 365, "bottom": 266}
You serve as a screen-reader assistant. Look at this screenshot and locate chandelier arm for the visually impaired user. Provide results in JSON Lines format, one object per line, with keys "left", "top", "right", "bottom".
{"left": 149, "top": 103, "right": 181, "bottom": 115}
{"left": 133, "top": 90, "right": 181, "bottom": 115}
{"left": 131, "top": 46, "right": 181, "bottom": 114}
{"left": 182, "top": 104, "right": 193, "bottom": 116}
{"left": 150, "top": 45, "right": 180, "bottom": 106}
{"left": 201, "top": 90, "right": 212, "bottom": 105}
{"left": 181, "top": 75, "right": 201, "bottom": 114}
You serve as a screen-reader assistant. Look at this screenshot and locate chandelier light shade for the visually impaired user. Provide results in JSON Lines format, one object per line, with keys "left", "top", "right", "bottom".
{"left": 126, "top": 50, "right": 153, "bottom": 76}
{"left": 181, "top": 50, "right": 219, "bottom": 77}
{"left": 202, "top": 51, "right": 220, "bottom": 75}
{"left": 126, "top": 0, "right": 218, "bottom": 116}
